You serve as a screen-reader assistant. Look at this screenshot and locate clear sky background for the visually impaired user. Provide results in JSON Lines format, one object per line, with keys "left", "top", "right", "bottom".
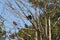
{"left": 0, "top": 0, "right": 34, "bottom": 33}
{"left": 0, "top": 0, "right": 43, "bottom": 33}
{"left": 0, "top": 0, "right": 43, "bottom": 40}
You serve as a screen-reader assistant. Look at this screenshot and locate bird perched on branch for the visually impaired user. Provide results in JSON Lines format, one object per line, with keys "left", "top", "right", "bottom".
{"left": 26, "top": 15, "right": 32, "bottom": 20}
{"left": 25, "top": 24, "right": 28, "bottom": 28}
{"left": 13, "top": 21, "right": 17, "bottom": 26}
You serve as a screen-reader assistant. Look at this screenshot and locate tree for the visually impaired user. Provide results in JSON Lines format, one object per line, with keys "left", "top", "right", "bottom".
{"left": 4, "top": 0, "right": 60, "bottom": 40}
{"left": 0, "top": 15, "right": 6, "bottom": 40}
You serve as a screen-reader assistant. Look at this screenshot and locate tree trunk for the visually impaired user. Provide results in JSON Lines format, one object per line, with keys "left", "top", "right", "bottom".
{"left": 35, "top": 29, "right": 41, "bottom": 40}
{"left": 35, "top": 31, "right": 38, "bottom": 40}
{"left": 45, "top": 17, "right": 48, "bottom": 38}
{"left": 48, "top": 17, "right": 51, "bottom": 40}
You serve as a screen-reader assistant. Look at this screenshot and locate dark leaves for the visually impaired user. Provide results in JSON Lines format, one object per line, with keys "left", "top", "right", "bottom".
{"left": 2, "top": 31, "right": 6, "bottom": 35}
{"left": 9, "top": 34, "right": 15, "bottom": 39}
{"left": 0, "top": 30, "right": 2, "bottom": 33}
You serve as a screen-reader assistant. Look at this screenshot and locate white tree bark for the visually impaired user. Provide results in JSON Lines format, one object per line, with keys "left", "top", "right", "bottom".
{"left": 48, "top": 17, "right": 51, "bottom": 40}
{"left": 35, "top": 31, "right": 38, "bottom": 40}
{"left": 45, "top": 17, "right": 48, "bottom": 37}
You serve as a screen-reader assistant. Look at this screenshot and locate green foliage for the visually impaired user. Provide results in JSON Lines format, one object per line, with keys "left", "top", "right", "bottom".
{"left": 17, "top": 12, "right": 60, "bottom": 39}
{"left": 0, "top": 30, "right": 2, "bottom": 37}
{"left": 18, "top": 26, "right": 35, "bottom": 40}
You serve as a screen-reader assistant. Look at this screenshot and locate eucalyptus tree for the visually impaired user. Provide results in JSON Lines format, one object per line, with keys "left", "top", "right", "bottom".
{"left": 29, "top": 0, "right": 60, "bottom": 40}
{"left": 4, "top": 0, "right": 60, "bottom": 40}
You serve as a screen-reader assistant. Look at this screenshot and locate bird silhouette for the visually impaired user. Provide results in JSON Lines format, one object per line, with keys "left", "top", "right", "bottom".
{"left": 25, "top": 24, "right": 28, "bottom": 28}
{"left": 27, "top": 15, "right": 32, "bottom": 20}
{"left": 13, "top": 21, "right": 17, "bottom": 26}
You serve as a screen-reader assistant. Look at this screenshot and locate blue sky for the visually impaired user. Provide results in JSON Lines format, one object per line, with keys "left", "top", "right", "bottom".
{"left": 0, "top": 0, "right": 32, "bottom": 40}
{"left": 0, "top": 0, "right": 43, "bottom": 33}
{"left": 0, "top": 0, "right": 33, "bottom": 33}
{"left": 0, "top": 0, "right": 43, "bottom": 40}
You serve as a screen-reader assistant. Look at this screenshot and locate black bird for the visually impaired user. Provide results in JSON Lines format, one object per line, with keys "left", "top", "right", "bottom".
{"left": 27, "top": 15, "right": 32, "bottom": 20}
{"left": 13, "top": 21, "right": 17, "bottom": 26}
{"left": 25, "top": 24, "right": 28, "bottom": 28}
